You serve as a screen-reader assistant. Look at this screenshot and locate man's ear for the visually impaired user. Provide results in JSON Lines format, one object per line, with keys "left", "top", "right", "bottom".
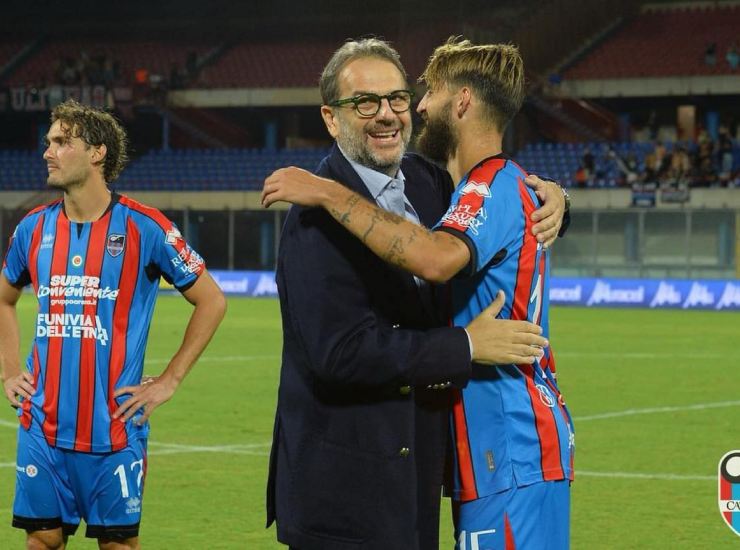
{"left": 321, "top": 105, "right": 340, "bottom": 139}
{"left": 90, "top": 143, "right": 107, "bottom": 166}
{"left": 456, "top": 87, "right": 472, "bottom": 119}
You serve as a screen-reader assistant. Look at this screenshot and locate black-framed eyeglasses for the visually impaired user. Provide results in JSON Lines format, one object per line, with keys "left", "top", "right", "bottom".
{"left": 328, "top": 89, "right": 415, "bottom": 117}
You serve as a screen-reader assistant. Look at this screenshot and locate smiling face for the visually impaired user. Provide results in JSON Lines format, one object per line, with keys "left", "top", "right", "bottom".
{"left": 321, "top": 57, "right": 412, "bottom": 176}
{"left": 43, "top": 119, "right": 102, "bottom": 190}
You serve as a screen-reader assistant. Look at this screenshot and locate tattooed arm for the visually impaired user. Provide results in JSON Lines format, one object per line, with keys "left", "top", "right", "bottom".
{"left": 262, "top": 166, "right": 470, "bottom": 283}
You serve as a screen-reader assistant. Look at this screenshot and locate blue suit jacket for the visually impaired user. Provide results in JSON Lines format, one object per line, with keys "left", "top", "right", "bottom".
{"left": 267, "top": 145, "right": 472, "bottom": 549}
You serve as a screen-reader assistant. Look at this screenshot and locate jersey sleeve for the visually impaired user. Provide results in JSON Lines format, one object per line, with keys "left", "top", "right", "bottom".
{"left": 2, "top": 219, "right": 32, "bottom": 287}
{"left": 434, "top": 164, "right": 524, "bottom": 277}
{"left": 148, "top": 221, "right": 206, "bottom": 292}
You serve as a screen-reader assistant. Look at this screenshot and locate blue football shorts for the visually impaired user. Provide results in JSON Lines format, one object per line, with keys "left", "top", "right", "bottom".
{"left": 453, "top": 479, "right": 570, "bottom": 550}
{"left": 12, "top": 427, "right": 148, "bottom": 540}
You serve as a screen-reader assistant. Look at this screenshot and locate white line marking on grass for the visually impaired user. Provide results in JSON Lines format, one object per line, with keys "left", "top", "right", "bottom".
{"left": 144, "top": 355, "right": 279, "bottom": 365}
{"left": 0, "top": 462, "right": 16, "bottom": 468}
{"left": 557, "top": 351, "right": 725, "bottom": 359}
{"left": 0, "top": 419, "right": 17, "bottom": 429}
{"left": 575, "top": 400, "right": 740, "bottom": 421}
{"left": 148, "top": 441, "right": 270, "bottom": 456}
{"left": 577, "top": 470, "right": 713, "bottom": 481}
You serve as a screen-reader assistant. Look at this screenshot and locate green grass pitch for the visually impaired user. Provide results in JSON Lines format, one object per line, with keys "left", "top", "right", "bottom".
{"left": 1, "top": 296, "right": 739, "bottom": 548}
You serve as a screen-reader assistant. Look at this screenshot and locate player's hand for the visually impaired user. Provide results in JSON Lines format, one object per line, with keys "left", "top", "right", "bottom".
{"left": 261, "top": 166, "right": 335, "bottom": 208}
{"left": 465, "top": 291, "right": 547, "bottom": 365}
{"left": 112, "top": 375, "right": 178, "bottom": 425}
{"left": 526, "top": 175, "right": 565, "bottom": 248}
{"left": 3, "top": 371, "right": 34, "bottom": 409}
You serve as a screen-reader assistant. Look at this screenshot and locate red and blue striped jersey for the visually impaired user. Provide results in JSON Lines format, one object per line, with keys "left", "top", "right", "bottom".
{"left": 2, "top": 194, "right": 205, "bottom": 453}
{"left": 434, "top": 156, "right": 574, "bottom": 502}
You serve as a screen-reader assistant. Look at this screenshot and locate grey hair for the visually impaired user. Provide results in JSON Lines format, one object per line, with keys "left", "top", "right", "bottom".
{"left": 319, "top": 38, "right": 408, "bottom": 104}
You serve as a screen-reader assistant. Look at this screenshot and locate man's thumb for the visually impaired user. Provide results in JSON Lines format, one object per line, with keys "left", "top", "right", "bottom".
{"left": 486, "top": 290, "right": 506, "bottom": 317}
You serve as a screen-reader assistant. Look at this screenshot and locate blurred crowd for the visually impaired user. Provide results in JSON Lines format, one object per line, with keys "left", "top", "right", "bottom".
{"left": 574, "top": 126, "right": 738, "bottom": 189}
{"left": 53, "top": 50, "right": 121, "bottom": 87}
{"left": 704, "top": 42, "right": 739, "bottom": 70}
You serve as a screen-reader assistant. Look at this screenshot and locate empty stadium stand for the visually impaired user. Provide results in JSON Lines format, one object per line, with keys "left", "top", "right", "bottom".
{"left": 564, "top": 4, "right": 740, "bottom": 79}
{"left": 0, "top": 148, "right": 330, "bottom": 191}
{"left": 4, "top": 39, "right": 216, "bottom": 87}
{"left": 2, "top": 142, "right": 737, "bottom": 191}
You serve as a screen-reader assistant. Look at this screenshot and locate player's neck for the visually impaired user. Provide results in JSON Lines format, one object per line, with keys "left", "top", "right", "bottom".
{"left": 63, "top": 177, "right": 112, "bottom": 222}
{"left": 448, "top": 129, "right": 503, "bottom": 185}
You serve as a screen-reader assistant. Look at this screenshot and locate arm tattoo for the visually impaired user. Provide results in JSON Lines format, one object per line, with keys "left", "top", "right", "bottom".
{"left": 361, "top": 207, "right": 404, "bottom": 243}
{"left": 383, "top": 237, "right": 407, "bottom": 268}
{"left": 330, "top": 194, "right": 361, "bottom": 225}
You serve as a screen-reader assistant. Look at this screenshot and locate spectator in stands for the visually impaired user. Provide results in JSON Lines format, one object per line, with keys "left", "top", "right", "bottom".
{"left": 60, "top": 57, "right": 78, "bottom": 85}
{"left": 727, "top": 42, "right": 739, "bottom": 70}
{"left": 169, "top": 63, "right": 185, "bottom": 90}
{"left": 185, "top": 50, "right": 199, "bottom": 81}
{"left": 582, "top": 147, "right": 595, "bottom": 175}
{"left": 609, "top": 148, "right": 638, "bottom": 185}
{"left": 574, "top": 164, "right": 588, "bottom": 188}
{"left": 668, "top": 145, "right": 691, "bottom": 188}
{"left": 102, "top": 55, "right": 116, "bottom": 87}
{"left": 718, "top": 125, "right": 735, "bottom": 181}
{"left": 705, "top": 42, "right": 717, "bottom": 66}
{"left": 644, "top": 149, "right": 659, "bottom": 183}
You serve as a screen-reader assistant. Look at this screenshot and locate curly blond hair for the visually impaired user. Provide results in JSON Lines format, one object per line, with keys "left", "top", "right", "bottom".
{"left": 51, "top": 99, "right": 129, "bottom": 182}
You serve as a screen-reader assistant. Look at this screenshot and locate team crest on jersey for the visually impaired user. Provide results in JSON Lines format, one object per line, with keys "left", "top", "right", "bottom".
{"left": 71, "top": 255, "right": 83, "bottom": 267}
{"left": 718, "top": 450, "right": 740, "bottom": 537}
{"left": 535, "top": 384, "right": 556, "bottom": 407}
{"left": 106, "top": 234, "right": 126, "bottom": 257}
{"left": 460, "top": 180, "right": 492, "bottom": 198}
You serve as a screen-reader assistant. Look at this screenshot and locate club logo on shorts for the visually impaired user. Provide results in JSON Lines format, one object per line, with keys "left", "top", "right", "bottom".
{"left": 25, "top": 464, "right": 38, "bottom": 478}
{"left": 71, "top": 255, "right": 83, "bottom": 267}
{"left": 718, "top": 450, "right": 740, "bottom": 537}
{"left": 106, "top": 234, "right": 126, "bottom": 257}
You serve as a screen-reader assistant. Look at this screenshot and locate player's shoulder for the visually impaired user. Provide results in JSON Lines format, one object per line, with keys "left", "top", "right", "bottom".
{"left": 115, "top": 193, "right": 175, "bottom": 233}
{"left": 472, "top": 156, "right": 525, "bottom": 183}
{"left": 16, "top": 198, "right": 63, "bottom": 230}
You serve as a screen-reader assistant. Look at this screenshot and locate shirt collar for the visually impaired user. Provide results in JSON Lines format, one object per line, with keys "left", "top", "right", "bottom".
{"left": 338, "top": 145, "right": 405, "bottom": 200}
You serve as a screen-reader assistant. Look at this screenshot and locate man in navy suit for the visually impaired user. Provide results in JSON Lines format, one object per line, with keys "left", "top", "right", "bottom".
{"left": 265, "top": 38, "right": 565, "bottom": 550}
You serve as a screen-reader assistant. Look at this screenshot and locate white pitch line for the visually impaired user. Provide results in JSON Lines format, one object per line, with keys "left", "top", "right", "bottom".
{"left": 144, "top": 354, "right": 279, "bottom": 365}
{"left": 577, "top": 470, "right": 713, "bottom": 481}
{"left": 0, "top": 460, "right": 713, "bottom": 481}
{"left": 574, "top": 400, "right": 740, "bottom": 422}
{"left": 557, "top": 351, "right": 726, "bottom": 359}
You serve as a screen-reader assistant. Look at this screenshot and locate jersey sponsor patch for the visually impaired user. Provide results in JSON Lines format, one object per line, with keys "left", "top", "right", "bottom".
{"left": 170, "top": 247, "right": 204, "bottom": 276}
{"left": 440, "top": 204, "right": 487, "bottom": 236}
{"left": 36, "top": 313, "right": 109, "bottom": 346}
{"left": 106, "top": 234, "right": 126, "bottom": 257}
{"left": 165, "top": 228, "right": 183, "bottom": 245}
{"left": 37, "top": 275, "right": 119, "bottom": 306}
